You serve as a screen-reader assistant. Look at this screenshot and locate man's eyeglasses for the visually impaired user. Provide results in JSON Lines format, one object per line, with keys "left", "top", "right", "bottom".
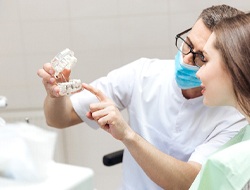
{"left": 175, "top": 28, "right": 206, "bottom": 67}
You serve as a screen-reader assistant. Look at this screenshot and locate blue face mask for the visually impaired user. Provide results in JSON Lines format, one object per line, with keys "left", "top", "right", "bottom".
{"left": 175, "top": 51, "right": 201, "bottom": 89}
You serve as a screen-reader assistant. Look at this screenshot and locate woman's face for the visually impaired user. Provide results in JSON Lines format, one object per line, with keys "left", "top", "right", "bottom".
{"left": 196, "top": 33, "right": 236, "bottom": 107}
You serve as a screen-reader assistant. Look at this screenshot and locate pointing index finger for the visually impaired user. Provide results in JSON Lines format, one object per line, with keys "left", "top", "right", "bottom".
{"left": 82, "top": 83, "right": 107, "bottom": 102}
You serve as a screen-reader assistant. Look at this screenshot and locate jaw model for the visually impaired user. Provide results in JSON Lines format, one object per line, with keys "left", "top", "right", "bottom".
{"left": 51, "top": 48, "right": 82, "bottom": 96}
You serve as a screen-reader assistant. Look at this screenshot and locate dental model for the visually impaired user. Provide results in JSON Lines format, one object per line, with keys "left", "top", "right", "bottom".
{"left": 57, "top": 79, "right": 82, "bottom": 96}
{"left": 51, "top": 48, "right": 77, "bottom": 78}
{"left": 51, "top": 48, "right": 82, "bottom": 96}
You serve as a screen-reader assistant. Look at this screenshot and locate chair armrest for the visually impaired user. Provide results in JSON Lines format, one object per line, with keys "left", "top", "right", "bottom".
{"left": 103, "top": 149, "right": 124, "bottom": 166}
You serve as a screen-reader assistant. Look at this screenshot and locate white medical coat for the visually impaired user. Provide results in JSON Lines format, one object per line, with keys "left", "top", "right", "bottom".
{"left": 71, "top": 58, "right": 247, "bottom": 190}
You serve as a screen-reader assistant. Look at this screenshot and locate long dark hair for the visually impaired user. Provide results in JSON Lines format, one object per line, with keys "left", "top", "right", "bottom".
{"left": 213, "top": 13, "right": 250, "bottom": 117}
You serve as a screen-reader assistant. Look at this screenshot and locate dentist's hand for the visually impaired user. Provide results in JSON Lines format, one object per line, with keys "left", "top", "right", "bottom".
{"left": 83, "top": 83, "right": 133, "bottom": 141}
{"left": 37, "top": 63, "right": 71, "bottom": 98}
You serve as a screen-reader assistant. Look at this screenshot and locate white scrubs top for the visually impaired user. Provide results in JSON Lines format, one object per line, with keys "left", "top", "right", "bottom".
{"left": 71, "top": 58, "right": 247, "bottom": 190}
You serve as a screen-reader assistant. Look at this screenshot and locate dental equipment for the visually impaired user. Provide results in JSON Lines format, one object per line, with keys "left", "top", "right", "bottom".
{"left": 51, "top": 49, "right": 82, "bottom": 96}
{"left": 0, "top": 96, "right": 7, "bottom": 108}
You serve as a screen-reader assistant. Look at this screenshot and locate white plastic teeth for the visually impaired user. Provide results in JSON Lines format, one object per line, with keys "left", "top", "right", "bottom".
{"left": 51, "top": 48, "right": 82, "bottom": 96}
{"left": 57, "top": 79, "right": 82, "bottom": 96}
{"left": 51, "top": 48, "right": 77, "bottom": 78}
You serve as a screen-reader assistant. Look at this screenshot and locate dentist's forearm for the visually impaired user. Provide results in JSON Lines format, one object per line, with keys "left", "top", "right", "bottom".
{"left": 122, "top": 131, "right": 201, "bottom": 189}
{"left": 44, "top": 95, "right": 81, "bottom": 128}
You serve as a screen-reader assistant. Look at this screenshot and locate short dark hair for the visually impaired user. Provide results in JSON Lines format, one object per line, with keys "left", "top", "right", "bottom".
{"left": 198, "top": 4, "right": 244, "bottom": 31}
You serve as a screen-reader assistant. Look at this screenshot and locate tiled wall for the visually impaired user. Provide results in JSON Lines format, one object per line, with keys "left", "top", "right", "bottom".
{"left": 0, "top": 1, "right": 249, "bottom": 189}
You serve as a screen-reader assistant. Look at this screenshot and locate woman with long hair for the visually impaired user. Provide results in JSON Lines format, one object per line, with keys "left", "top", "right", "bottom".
{"left": 189, "top": 13, "right": 250, "bottom": 190}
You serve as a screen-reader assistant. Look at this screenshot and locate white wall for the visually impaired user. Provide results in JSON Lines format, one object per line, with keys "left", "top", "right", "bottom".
{"left": 0, "top": 1, "right": 249, "bottom": 189}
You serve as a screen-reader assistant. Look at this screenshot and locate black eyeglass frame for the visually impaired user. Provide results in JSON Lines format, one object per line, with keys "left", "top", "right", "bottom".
{"left": 175, "top": 28, "right": 205, "bottom": 67}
